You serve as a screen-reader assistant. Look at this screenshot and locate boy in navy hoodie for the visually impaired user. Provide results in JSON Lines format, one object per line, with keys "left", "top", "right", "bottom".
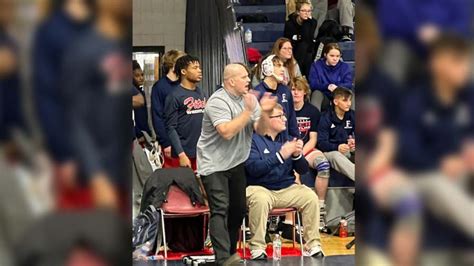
{"left": 397, "top": 34, "right": 474, "bottom": 239}
{"left": 151, "top": 50, "right": 185, "bottom": 163}
{"left": 254, "top": 54, "right": 300, "bottom": 139}
{"left": 245, "top": 104, "right": 324, "bottom": 260}
{"left": 164, "top": 55, "right": 206, "bottom": 170}
{"left": 317, "top": 87, "right": 355, "bottom": 180}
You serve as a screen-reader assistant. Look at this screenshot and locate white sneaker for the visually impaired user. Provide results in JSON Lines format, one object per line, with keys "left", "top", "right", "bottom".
{"left": 303, "top": 245, "right": 325, "bottom": 257}
{"left": 250, "top": 249, "right": 267, "bottom": 260}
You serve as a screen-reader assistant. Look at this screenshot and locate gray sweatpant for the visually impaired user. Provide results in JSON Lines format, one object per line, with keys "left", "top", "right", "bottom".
{"left": 311, "top": 0, "right": 355, "bottom": 36}
{"left": 412, "top": 172, "right": 474, "bottom": 238}
{"left": 324, "top": 151, "right": 355, "bottom": 181}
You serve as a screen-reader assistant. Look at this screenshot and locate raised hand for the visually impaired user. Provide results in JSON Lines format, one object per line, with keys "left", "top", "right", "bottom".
{"left": 259, "top": 92, "right": 277, "bottom": 113}
{"left": 243, "top": 92, "right": 257, "bottom": 112}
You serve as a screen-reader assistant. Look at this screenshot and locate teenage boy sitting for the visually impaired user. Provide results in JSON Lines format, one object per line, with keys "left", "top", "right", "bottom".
{"left": 317, "top": 87, "right": 355, "bottom": 181}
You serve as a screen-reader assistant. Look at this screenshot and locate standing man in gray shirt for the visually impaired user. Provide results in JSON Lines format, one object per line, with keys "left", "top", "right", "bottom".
{"left": 197, "top": 64, "right": 277, "bottom": 265}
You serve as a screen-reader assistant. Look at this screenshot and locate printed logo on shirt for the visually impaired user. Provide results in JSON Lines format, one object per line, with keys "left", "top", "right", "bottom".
{"left": 282, "top": 93, "right": 288, "bottom": 103}
{"left": 263, "top": 148, "right": 270, "bottom": 154}
{"left": 344, "top": 121, "right": 352, "bottom": 129}
{"left": 101, "top": 52, "right": 131, "bottom": 94}
{"left": 184, "top": 97, "right": 207, "bottom": 114}
{"left": 297, "top": 116, "right": 311, "bottom": 139}
{"left": 331, "top": 123, "right": 336, "bottom": 128}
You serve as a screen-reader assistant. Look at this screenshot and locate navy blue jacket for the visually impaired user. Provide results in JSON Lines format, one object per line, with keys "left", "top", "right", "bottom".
{"left": 62, "top": 29, "right": 132, "bottom": 186}
{"left": 32, "top": 10, "right": 89, "bottom": 161}
{"left": 254, "top": 82, "right": 300, "bottom": 139}
{"left": 397, "top": 85, "right": 474, "bottom": 172}
{"left": 0, "top": 30, "right": 23, "bottom": 142}
{"left": 132, "top": 86, "right": 151, "bottom": 139}
{"left": 317, "top": 108, "right": 355, "bottom": 152}
{"left": 151, "top": 76, "right": 179, "bottom": 148}
{"left": 245, "top": 133, "right": 309, "bottom": 190}
{"left": 309, "top": 58, "right": 353, "bottom": 98}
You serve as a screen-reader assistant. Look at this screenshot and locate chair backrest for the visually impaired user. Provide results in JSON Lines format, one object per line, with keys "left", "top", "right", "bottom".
{"left": 161, "top": 185, "right": 203, "bottom": 213}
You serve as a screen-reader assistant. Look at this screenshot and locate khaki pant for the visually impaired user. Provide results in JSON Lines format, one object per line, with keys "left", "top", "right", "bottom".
{"left": 246, "top": 184, "right": 321, "bottom": 250}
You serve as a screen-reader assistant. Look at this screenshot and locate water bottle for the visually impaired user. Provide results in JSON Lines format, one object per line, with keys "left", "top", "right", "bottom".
{"left": 244, "top": 28, "right": 252, "bottom": 43}
{"left": 339, "top": 217, "right": 348, "bottom": 238}
{"left": 273, "top": 232, "right": 282, "bottom": 261}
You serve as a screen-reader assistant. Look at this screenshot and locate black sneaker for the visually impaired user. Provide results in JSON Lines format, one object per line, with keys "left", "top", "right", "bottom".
{"left": 278, "top": 222, "right": 305, "bottom": 243}
{"left": 278, "top": 222, "right": 294, "bottom": 240}
{"left": 341, "top": 26, "right": 354, "bottom": 42}
{"left": 267, "top": 216, "right": 280, "bottom": 232}
{"left": 341, "top": 34, "right": 353, "bottom": 42}
{"left": 265, "top": 232, "right": 272, "bottom": 243}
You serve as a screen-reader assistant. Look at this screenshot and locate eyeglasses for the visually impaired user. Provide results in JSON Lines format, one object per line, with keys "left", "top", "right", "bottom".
{"left": 270, "top": 114, "right": 286, "bottom": 120}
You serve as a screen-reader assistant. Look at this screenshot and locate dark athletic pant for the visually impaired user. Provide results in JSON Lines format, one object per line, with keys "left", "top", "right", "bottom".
{"left": 201, "top": 163, "right": 247, "bottom": 265}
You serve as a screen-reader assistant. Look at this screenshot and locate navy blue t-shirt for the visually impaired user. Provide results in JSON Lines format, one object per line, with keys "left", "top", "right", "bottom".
{"left": 295, "top": 101, "right": 321, "bottom": 145}
{"left": 164, "top": 85, "right": 206, "bottom": 158}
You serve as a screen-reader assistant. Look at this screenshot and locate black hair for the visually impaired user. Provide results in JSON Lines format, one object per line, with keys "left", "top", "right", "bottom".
{"left": 132, "top": 60, "right": 141, "bottom": 71}
{"left": 174, "top": 55, "right": 200, "bottom": 80}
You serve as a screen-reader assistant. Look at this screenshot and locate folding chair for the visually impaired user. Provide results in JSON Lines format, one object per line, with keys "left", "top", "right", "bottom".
{"left": 239, "top": 207, "right": 304, "bottom": 258}
{"left": 159, "top": 185, "right": 210, "bottom": 259}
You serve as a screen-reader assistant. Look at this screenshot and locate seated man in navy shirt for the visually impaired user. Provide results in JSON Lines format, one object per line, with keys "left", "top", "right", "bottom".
{"left": 245, "top": 104, "right": 323, "bottom": 260}
{"left": 317, "top": 87, "right": 355, "bottom": 180}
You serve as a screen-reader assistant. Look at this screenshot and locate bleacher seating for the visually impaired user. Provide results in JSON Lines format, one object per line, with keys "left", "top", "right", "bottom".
{"left": 237, "top": 0, "right": 285, "bottom": 6}
{"left": 339, "top": 41, "right": 355, "bottom": 61}
{"left": 235, "top": 0, "right": 286, "bottom": 56}
{"left": 339, "top": 41, "right": 355, "bottom": 72}
{"left": 234, "top": 0, "right": 355, "bottom": 70}
{"left": 242, "top": 23, "right": 284, "bottom": 42}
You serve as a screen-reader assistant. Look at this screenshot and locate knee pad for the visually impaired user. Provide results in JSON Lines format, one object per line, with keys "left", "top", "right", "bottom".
{"left": 394, "top": 190, "right": 423, "bottom": 219}
{"left": 313, "top": 154, "right": 330, "bottom": 179}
